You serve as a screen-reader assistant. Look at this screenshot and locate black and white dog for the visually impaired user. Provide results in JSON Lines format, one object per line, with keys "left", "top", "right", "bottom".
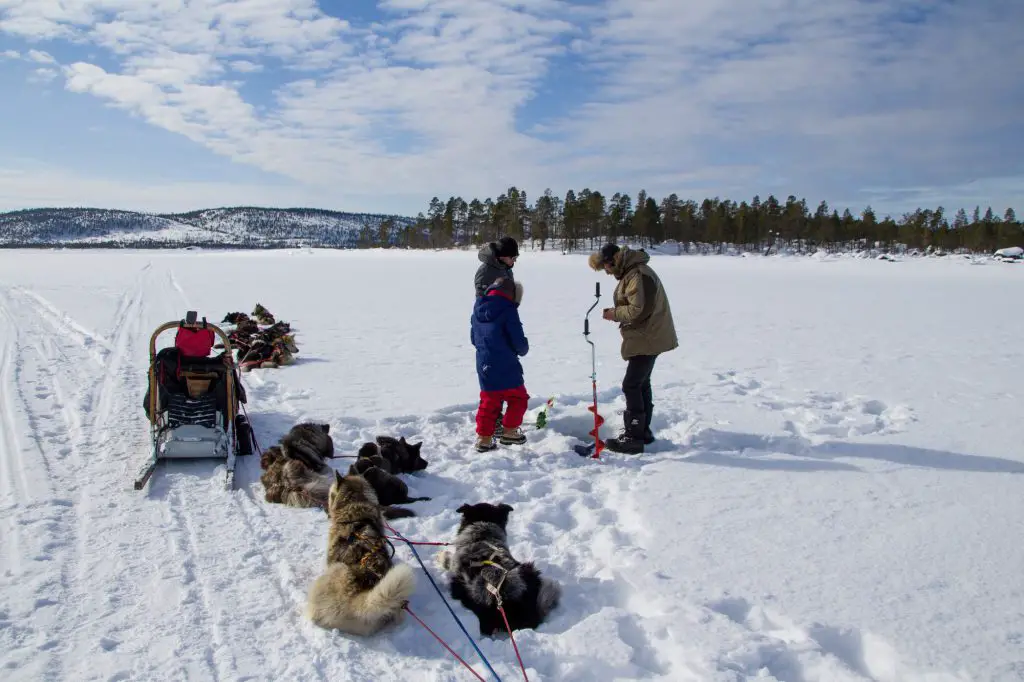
{"left": 437, "top": 502, "right": 561, "bottom": 636}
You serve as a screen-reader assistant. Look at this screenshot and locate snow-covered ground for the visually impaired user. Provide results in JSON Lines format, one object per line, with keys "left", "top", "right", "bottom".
{"left": 0, "top": 247, "right": 1021, "bottom": 682}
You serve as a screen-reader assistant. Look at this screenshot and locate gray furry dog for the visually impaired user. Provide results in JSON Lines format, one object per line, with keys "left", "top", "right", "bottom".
{"left": 260, "top": 422, "right": 335, "bottom": 509}
{"left": 305, "top": 472, "right": 417, "bottom": 636}
{"left": 437, "top": 502, "right": 561, "bottom": 636}
{"left": 280, "top": 422, "right": 334, "bottom": 473}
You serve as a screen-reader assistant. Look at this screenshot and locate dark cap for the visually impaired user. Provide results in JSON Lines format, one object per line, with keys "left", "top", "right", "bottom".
{"left": 599, "top": 243, "right": 620, "bottom": 264}
{"left": 496, "top": 237, "right": 519, "bottom": 259}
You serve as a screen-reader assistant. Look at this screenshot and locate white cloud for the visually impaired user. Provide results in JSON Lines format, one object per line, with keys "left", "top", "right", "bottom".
{"left": 15, "top": 0, "right": 583, "bottom": 202}
{"left": 556, "top": 0, "right": 1024, "bottom": 204}
{"left": 1, "top": 49, "right": 19, "bottom": 59}
{"left": 229, "top": 60, "right": 262, "bottom": 73}
{"left": 27, "top": 66, "right": 57, "bottom": 83}
{"left": 26, "top": 48, "right": 55, "bottom": 63}
{"left": 0, "top": 0, "right": 1021, "bottom": 215}
{"left": 0, "top": 164, "right": 423, "bottom": 214}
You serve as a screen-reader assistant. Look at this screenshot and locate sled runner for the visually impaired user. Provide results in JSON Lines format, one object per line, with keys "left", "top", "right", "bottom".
{"left": 135, "top": 311, "right": 254, "bottom": 491}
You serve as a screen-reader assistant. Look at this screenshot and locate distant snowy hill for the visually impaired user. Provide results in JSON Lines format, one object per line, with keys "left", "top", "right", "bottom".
{"left": 0, "top": 207, "right": 413, "bottom": 248}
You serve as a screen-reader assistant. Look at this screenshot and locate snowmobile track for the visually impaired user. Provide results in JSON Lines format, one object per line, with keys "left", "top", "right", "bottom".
{"left": 12, "top": 287, "right": 111, "bottom": 367}
{"left": 92, "top": 265, "right": 151, "bottom": 442}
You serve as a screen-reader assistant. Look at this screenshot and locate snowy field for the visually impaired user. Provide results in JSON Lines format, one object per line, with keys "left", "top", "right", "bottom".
{"left": 0, "top": 247, "right": 1021, "bottom": 682}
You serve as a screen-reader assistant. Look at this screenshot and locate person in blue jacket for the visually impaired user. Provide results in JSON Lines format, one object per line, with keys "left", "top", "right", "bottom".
{"left": 470, "top": 277, "right": 529, "bottom": 451}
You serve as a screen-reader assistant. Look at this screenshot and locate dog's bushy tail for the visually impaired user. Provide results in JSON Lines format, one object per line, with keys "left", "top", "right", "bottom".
{"left": 383, "top": 506, "right": 417, "bottom": 519}
{"left": 538, "top": 576, "right": 562, "bottom": 617}
{"left": 306, "top": 563, "right": 416, "bottom": 636}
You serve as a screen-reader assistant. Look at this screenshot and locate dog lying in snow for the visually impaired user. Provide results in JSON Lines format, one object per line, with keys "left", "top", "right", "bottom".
{"left": 371, "top": 435, "right": 429, "bottom": 474}
{"left": 306, "top": 472, "right": 416, "bottom": 636}
{"left": 348, "top": 442, "right": 430, "bottom": 516}
{"left": 281, "top": 422, "right": 333, "bottom": 472}
{"left": 261, "top": 426, "right": 427, "bottom": 519}
{"left": 437, "top": 502, "right": 561, "bottom": 636}
{"left": 259, "top": 422, "right": 334, "bottom": 509}
{"left": 219, "top": 308, "right": 297, "bottom": 369}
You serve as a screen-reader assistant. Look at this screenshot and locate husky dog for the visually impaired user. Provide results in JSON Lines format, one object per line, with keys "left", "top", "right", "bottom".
{"left": 354, "top": 442, "right": 392, "bottom": 472}
{"left": 306, "top": 472, "right": 417, "bottom": 635}
{"left": 437, "top": 502, "right": 561, "bottom": 636}
{"left": 260, "top": 443, "right": 284, "bottom": 470}
{"left": 222, "top": 311, "right": 250, "bottom": 325}
{"left": 262, "top": 320, "right": 292, "bottom": 338}
{"left": 262, "top": 459, "right": 333, "bottom": 509}
{"left": 346, "top": 445, "right": 428, "bottom": 519}
{"left": 280, "top": 422, "right": 333, "bottom": 474}
{"left": 252, "top": 303, "right": 276, "bottom": 325}
{"left": 373, "top": 435, "right": 428, "bottom": 473}
{"left": 349, "top": 454, "right": 431, "bottom": 506}
{"left": 260, "top": 424, "right": 333, "bottom": 509}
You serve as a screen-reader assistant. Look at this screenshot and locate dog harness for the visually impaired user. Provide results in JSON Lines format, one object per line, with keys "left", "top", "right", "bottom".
{"left": 470, "top": 542, "right": 518, "bottom": 604}
{"left": 342, "top": 520, "right": 395, "bottom": 578}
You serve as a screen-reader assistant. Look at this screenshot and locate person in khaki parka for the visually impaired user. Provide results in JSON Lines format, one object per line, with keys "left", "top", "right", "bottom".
{"left": 588, "top": 243, "right": 678, "bottom": 454}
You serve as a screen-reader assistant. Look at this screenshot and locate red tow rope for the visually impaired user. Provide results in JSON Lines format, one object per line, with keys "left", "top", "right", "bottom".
{"left": 497, "top": 605, "right": 530, "bottom": 682}
{"left": 404, "top": 604, "right": 487, "bottom": 681}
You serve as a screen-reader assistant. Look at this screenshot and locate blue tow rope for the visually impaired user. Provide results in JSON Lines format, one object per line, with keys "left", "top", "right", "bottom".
{"left": 389, "top": 526, "right": 502, "bottom": 682}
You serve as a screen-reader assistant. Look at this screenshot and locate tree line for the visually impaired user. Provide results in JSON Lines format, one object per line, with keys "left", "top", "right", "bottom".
{"left": 2, "top": 196, "right": 1020, "bottom": 253}
{"left": 382, "top": 188, "right": 1022, "bottom": 255}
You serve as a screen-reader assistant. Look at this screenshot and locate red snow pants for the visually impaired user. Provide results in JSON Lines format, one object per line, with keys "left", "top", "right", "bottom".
{"left": 475, "top": 385, "right": 529, "bottom": 436}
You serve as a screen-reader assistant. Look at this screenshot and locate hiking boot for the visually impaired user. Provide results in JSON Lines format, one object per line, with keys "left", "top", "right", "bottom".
{"left": 643, "top": 403, "right": 655, "bottom": 444}
{"left": 475, "top": 435, "right": 498, "bottom": 452}
{"left": 499, "top": 427, "right": 526, "bottom": 445}
{"left": 494, "top": 413, "right": 504, "bottom": 437}
{"left": 606, "top": 411, "right": 645, "bottom": 455}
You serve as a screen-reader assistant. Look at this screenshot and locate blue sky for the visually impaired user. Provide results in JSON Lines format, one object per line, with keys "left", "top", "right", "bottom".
{"left": 0, "top": 0, "right": 1021, "bottom": 219}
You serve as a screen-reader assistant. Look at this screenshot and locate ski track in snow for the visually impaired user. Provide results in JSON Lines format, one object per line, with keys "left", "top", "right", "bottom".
{"left": 0, "top": 286, "right": 75, "bottom": 681}
{"left": 2, "top": 251, "right": 1017, "bottom": 681}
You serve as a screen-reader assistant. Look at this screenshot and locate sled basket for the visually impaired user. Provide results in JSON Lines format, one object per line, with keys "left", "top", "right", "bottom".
{"left": 135, "top": 311, "right": 253, "bottom": 491}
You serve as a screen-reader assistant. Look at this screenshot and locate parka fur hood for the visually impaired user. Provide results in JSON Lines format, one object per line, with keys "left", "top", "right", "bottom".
{"left": 589, "top": 245, "right": 678, "bottom": 360}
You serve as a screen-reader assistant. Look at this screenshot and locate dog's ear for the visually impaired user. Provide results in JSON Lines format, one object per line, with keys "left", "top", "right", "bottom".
{"left": 334, "top": 470, "right": 343, "bottom": 486}
{"left": 409, "top": 441, "right": 422, "bottom": 453}
{"left": 321, "top": 423, "right": 330, "bottom": 434}
{"left": 456, "top": 503, "right": 470, "bottom": 514}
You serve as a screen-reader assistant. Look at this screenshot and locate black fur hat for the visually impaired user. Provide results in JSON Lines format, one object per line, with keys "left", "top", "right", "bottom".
{"left": 496, "top": 236, "right": 519, "bottom": 258}
{"left": 599, "top": 243, "right": 619, "bottom": 263}
{"left": 588, "top": 243, "right": 620, "bottom": 270}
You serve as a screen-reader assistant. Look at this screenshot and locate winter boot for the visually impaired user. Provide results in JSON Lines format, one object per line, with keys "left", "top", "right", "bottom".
{"left": 643, "top": 412, "right": 655, "bottom": 445}
{"left": 494, "top": 412, "right": 504, "bottom": 437}
{"left": 643, "top": 393, "right": 655, "bottom": 445}
{"left": 475, "top": 435, "right": 498, "bottom": 452}
{"left": 606, "top": 411, "right": 646, "bottom": 455}
{"left": 499, "top": 427, "right": 526, "bottom": 446}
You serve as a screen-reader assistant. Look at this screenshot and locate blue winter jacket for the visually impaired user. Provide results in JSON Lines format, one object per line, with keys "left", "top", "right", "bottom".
{"left": 470, "top": 289, "right": 529, "bottom": 392}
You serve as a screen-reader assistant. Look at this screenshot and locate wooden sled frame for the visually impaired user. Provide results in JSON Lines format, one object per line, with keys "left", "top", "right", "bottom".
{"left": 134, "top": 316, "right": 242, "bottom": 491}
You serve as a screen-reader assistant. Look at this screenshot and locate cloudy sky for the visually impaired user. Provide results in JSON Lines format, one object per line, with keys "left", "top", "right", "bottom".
{"left": 0, "top": 0, "right": 1021, "bottom": 218}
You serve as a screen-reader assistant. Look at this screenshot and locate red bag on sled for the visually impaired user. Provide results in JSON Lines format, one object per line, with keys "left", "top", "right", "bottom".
{"left": 174, "top": 326, "right": 215, "bottom": 358}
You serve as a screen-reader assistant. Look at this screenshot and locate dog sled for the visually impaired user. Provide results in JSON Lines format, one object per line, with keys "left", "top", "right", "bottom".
{"left": 135, "top": 311, "right": 254, "bottom": 491}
